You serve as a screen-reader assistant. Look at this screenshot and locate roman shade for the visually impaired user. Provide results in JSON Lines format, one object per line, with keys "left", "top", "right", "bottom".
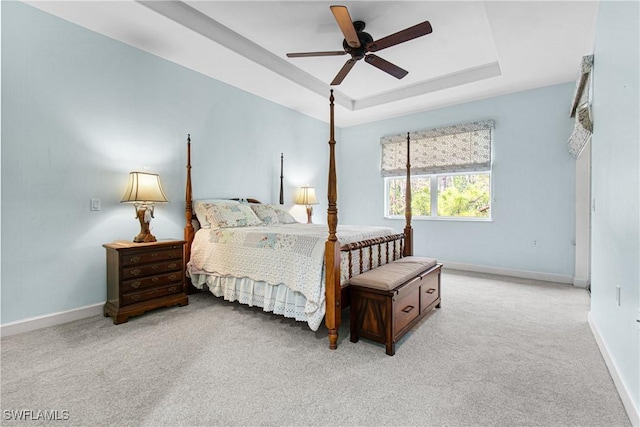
{"left": 380, "top": 120, "right": 494, "bottom": 177}
{"left": 567, "top": 55, "right": 593, "bottom": 159}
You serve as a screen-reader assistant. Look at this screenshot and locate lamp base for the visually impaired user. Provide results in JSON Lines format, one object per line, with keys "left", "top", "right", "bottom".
{"left": 133, "top": 207, "right": 157, "bottom": 243}
{"left": 133, "top": 232, "right": 157, "bottom": 243}
{"left": 306, "top": 206, "right": 313, "bottom": 224}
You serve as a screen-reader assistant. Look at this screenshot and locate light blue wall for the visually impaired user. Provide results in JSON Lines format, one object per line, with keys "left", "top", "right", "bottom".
{"left": 339, "top": 84, "right": 576, "bottom": 277}
{"left": 1, "top": 2, "right": 329, "bottom": 324}
{"left": 590, "top": 0, "right": 640, "bottom": 413}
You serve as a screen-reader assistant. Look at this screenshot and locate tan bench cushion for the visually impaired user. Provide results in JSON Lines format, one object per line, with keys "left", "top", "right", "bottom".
{"left": 349, "top": 256, "right": 438, "bottom": 291}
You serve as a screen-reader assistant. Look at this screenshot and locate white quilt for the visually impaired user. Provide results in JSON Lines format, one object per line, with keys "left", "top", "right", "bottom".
{"left": 187, "top": 223, "right": 397, "bottom": 330}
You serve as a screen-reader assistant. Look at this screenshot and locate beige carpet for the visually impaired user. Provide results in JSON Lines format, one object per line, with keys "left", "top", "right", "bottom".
{"left": 0, "top": 270, "right": 631, "bottom": 426}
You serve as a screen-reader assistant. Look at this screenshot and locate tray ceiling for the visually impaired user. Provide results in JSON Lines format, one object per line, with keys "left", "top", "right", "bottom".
{"left": 25, "top": 1, "right": 599, "bottom": 126}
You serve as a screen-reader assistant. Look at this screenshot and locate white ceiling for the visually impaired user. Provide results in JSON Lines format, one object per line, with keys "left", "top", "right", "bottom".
{"left": 25, "top": 1, "right": 599, "bottom": 127}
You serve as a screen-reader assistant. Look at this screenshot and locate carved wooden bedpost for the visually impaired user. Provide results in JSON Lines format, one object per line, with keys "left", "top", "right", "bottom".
{"left": 325, "top": 90, "right": 341, "bottom": 350}
{"left": 184, "top": 135, "right": 195, "bottom": 289}
{"left": 404, "top": 132, "right": 413, "bottom": 256}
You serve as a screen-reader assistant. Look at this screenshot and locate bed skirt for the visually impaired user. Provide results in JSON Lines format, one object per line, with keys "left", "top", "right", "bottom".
{"left": 189, "top": 272, "right": 325, "bottom": 331}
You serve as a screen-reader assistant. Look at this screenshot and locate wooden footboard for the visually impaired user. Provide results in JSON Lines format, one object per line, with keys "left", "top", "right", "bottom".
{"left": 341, "top": 233, "right": 406, "bottom": 280}
{"left": 338, "top": 233, "right": 406, "bottom": 310}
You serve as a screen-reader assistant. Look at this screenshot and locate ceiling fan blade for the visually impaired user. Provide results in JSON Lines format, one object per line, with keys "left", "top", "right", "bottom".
{"left": 331, "top": 58, "right": 357, "bottom": 85}
{"left": 330, "top": 5, "right": 360, "bottom": 48}
{"left": 366, "top": 21, "right": 433, "bottom": 52}
{"left": 364, "top": 54, "right": 408, "bottom": 79}
{"left": 287, "top": 51, "right": 347, "bottom": 58}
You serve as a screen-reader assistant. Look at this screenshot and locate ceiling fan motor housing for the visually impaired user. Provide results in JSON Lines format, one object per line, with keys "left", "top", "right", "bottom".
{"left": 342, "top": 21, "right": 373, "bottom": 60}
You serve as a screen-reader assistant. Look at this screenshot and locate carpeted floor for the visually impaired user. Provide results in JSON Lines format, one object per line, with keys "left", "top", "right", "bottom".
{"left": 0, "top": 270, "right": 631, "bottom": 426}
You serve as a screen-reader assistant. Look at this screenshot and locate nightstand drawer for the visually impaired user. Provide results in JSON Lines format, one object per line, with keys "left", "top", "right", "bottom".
{"left": 121, "top": 283, "right": 182, "bottom": 305}
{"left": 121, "top": 260, "right": 182, "bottom": 280}
{"left": 122, "top": 272, "right": 183, "bottom": 293}
{"left": 120, "top": 248, "right": 182, "bottom": 266}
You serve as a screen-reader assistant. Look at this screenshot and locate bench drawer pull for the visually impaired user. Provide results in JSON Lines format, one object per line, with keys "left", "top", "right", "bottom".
{"left": 425, "top": 288, "right": 436, "bottom": 294}
{"left": 401, "top": 305, "right": 415, "bottom": 313}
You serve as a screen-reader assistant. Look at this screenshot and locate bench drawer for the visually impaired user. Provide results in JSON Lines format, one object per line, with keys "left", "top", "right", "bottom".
{"left": 393, "top": 286, "right": 420, "bottom": 335}
{"left": 420, "top": 272, "right": 440, "bottom": 312}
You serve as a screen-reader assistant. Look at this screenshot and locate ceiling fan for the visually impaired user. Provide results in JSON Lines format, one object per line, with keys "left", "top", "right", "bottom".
{"left": 286, "top": 5, "right": 433, "bottom": 86}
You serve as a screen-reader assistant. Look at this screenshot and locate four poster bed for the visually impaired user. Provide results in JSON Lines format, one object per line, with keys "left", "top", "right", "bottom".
{"left": 183, "top": 90, "right": 414, "bottom": 350}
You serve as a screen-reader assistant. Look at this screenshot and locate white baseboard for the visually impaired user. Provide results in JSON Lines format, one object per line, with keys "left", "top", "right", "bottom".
{"left": 1, "top": 303, "right": 104, "bottom": 338}
{"left": 441, "top": 261, "right": 574, "bottom": 284}
{"left": 588, "top": 313, "right": 640, "bottom": 427}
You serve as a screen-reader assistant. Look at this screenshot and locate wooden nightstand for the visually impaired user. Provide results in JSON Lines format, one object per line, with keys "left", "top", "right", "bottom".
{"left": 103, "top": 240, "right": 188, "bottom": 324}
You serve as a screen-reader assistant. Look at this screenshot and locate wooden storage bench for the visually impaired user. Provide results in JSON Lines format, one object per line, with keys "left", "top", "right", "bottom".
{"left": 349, "top": 257, "right": 442, "bottom": 355}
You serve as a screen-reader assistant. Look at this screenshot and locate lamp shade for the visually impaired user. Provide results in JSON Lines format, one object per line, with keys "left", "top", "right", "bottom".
{"left": 121, "top": 172, "right": 169, "bottom": 203}
{"left": 295, "top": 186, "right": 318, "bottom": 205}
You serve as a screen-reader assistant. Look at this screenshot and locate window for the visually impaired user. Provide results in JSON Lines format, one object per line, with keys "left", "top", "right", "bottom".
{"left": 385, "top": 172, "right": 491, "bottom": 219}
{"left": 381, "top": 120, "right": 493, "bottom": 220}
{"left": 386, "top": 176, "right": 431, "bottom": 216}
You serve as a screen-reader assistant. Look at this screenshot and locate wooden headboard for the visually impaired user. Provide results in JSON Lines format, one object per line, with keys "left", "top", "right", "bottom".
{"left": 230, "top": 198, "right": 262, "bottom": 204}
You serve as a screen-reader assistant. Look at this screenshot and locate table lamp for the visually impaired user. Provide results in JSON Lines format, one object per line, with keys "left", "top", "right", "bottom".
{"left": 121, "top": 171, "right": 168, "bottom": 243}
{"left": 295, "top": 185, "right": 318, "bottom": 224}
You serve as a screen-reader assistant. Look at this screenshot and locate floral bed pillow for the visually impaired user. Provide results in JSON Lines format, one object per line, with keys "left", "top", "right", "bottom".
{"left": 194, "top": 199, "right": 239, "bottom": 228}
{"left": 250, "top": 204, "right": 298, "bottom": 225}
{"left": 205, "top": 203, "right": 263, "bottom": 228}
{"left": 250, "top": 204, "right": 280, "bottom": 225}
{"left": 272, "top": 205, "right": 298, "bottom": 224}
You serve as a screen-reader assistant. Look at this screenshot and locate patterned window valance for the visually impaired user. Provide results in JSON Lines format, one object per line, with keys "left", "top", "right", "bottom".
{"left": 567, "top": 55, "right": 594, "bottom": 159}
{"left": 380, "top": 120, "right": 494, "bottom": 177}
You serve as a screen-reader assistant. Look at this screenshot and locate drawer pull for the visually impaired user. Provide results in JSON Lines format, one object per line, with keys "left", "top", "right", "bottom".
{"left": 151, "top": 253, "right": 158, "bottom": 258}
{"left": 168, "top": 263, "right": 178, "bottom": 269}
{"left": 151, "top": 265, "right": 159, "bottom": 270}
{"left": 131, "top": 281, "right": 141, "bottom": 289}
{"left": 169, "top": 274, "right": 177, "bottom": 280}
{"left": 129, "top": 268, "right": 141, "bottom": 277}
{"left": 151, "top": 277, "right": 159, "bottom": 282}
{"left": 401, "top": 305, "right": 415, "bottom": 313}
{"left": 131, "top": 294, "right": 141, "bottom": 301}
{"left": 129, "top": 256, "right": 141, "bottom": 263}
{"left": 425, "top": 288, "right": 436, "bottom": 294}
{"left": 168, "top": 286, "right": 177, "bottom": 293}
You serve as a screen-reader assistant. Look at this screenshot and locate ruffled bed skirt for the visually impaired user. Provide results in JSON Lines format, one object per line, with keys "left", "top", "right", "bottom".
{"left": 188, "top": 272, "right": 325, "bottom": 331}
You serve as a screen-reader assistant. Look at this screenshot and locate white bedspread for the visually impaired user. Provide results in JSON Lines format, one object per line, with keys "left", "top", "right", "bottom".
{"left": 187, "top": 223, "right": 396, "bottom": 330}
